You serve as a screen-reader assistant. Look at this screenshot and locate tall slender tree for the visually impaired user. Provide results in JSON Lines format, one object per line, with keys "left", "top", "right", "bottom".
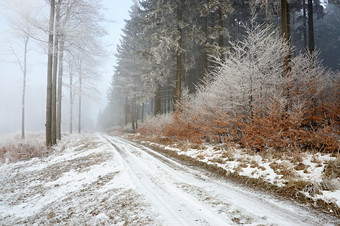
{"left": 281, "top": 0, "right": 291, "bottom": 77}
{"left": 307, "top": 0, "right": 315, "bottom": 53}
{"left": 46, "top": 0, "right": 55, "bottom": 147}
{"left": 51, "top": 0, "right": 61, "bottom": 145}
{"left": 2, "top": 0, "right": 42, "bottom": 139}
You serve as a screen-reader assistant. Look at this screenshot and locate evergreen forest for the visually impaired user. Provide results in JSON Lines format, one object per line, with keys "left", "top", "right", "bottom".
{"left": 99, "top": 0, "right": 340, "bottom": 152}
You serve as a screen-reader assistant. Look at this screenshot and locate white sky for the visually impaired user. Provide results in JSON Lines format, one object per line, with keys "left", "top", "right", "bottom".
{"left": 0, "top": 0, "right": 134, "bottom": 134}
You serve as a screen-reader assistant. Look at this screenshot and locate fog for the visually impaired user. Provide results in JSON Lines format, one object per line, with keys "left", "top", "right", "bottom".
{"left": 0, "top": 0, "right": 133, "bottom": 135}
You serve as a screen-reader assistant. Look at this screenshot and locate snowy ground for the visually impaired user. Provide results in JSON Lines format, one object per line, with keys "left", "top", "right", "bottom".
{"left": 0, "top": 133, "right": 338, "bottom": 225}
{"left": 130, "top": 134, "right": 340, "bottom": 214}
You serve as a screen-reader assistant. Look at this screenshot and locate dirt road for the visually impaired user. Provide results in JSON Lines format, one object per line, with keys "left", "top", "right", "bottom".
{"left": 0, "top": 133, "right": 337, "bottom": 225}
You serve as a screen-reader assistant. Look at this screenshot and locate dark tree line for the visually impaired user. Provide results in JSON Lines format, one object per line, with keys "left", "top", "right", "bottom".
{"left": 99, "top": 0, "right": 340, "bottom": 131}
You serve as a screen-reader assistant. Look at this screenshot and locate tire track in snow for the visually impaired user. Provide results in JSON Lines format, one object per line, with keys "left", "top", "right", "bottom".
{"left": 101, "top": 134, "right": 337, "bottom": 225}
{"left": 102, "top": 134, "right": 230, "bottom": 225}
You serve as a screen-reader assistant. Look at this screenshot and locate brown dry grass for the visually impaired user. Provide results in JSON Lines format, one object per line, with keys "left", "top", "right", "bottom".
{"left": 0, "top": 134, "right": 50, "bottom": 164}
{"left": 323, "top": 157, "right": 340, "bottom": 180}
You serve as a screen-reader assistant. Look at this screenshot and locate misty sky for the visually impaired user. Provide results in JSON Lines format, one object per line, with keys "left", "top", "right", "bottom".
{"left": 0, "top": 0, "right": 134, "bottom": 134}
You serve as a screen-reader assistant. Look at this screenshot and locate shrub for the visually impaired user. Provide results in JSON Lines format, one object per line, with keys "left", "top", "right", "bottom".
{"left": 0, "top": 133, "right": 49, "bottom": 163}
{"left": 138, "top": 20, "right": 339, "bottom": 153}
{"left": 137, "top": 113, "right": 173, "bottom": 136}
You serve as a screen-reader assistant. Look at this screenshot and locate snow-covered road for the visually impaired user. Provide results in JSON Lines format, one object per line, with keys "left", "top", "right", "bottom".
{"left": 0, "top": 133, "right": 337, "bottom": 225}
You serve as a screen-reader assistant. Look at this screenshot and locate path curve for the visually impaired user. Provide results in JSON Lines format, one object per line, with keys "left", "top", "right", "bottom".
{"left": 101, "top": 134, "right": 333, "bottom": 226}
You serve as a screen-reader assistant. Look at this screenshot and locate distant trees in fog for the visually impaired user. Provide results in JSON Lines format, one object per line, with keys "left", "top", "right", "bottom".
{"left": 2, "top": 0, "right": 107, "bottom": 146}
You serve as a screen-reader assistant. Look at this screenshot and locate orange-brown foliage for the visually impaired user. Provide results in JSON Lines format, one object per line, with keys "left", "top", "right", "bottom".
{"left": 138, "top": 77, "right": 339, "bottom": 152}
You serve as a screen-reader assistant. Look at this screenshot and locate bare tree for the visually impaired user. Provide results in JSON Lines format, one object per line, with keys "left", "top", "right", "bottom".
{"left": 1, "top": 0, "right": 43, "bottom": 139}
{"left": 55, "top": 0, "right": 107, "bottom": 135}
{"left": 11, "top": 37, "right": 29, "bottom": 140}
{"left": 46, "top": 0, "right": 55, "bottom": 147}
{"left": 10, "top": 36, "right": 29, "bottom": 140}
{"left": 52, "top": 0, "right": 61, "bottom": 144}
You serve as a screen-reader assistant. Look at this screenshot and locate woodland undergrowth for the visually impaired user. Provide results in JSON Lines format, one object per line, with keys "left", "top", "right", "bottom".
{"left": 0, "top": 133, "right": 50, "bottom": 164}
{"left": 139, "top": 21, "right": 340, "bottom": 153}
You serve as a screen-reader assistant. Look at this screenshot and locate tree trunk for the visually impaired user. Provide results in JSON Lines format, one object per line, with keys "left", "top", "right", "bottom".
{"left": 203, "top": 13, "right": 208, "bottom": 73}
{"left": 46, "top": 0, "right": 55, "bottom": 147}
{"left": 167, "top": 89, "right": 171, "bottom": 113}
{"left": 78, "top": 71, "right": 82, "bottom": 134}
{"left": 308, "top": 0, "right": 315, "bottom": 53}
{"left": 174, "top": 0, "right": 183, "bottom": 110}
{"left": 281, "top": 0, "right": 291, "bottom": 113}
{"left": 69, "top": 69, "right": 73, "bottom": 134}
{"left": 308, "top": 0, "right": 316, "bottom": 116}
{"left": 249, "top": 68, "right": 254, "bottom": 119}
{"left": 218, "top": 6, "right": 224, "bottom": 50}
{"left": 154, "top": 85, "right": 161, "bottom": 115}
{"left": 51, "top": 0, "right": 60, "bottom": 145}
{"left": 124, "top": 97, "right": 128, "bottom": 126}
{"left": 281, "top": 0, "right": 291, "bottom": 77}
{"left": 136, "top": 104, "right": 139, "bottom": 130}
{"left": 141, "top": 103, "right": 144, "bottom": 123}
{"left": 303, "top": 0, "right": 308, "bottom": 49}
{"left": 150, "top": 98, "right": 154, "bottom": 116}
{"left": 57, "top": 39, "right": 64, "bottom": 139}
{"left": 21, "top": 37, "right": 28, "bottom": 140}
{"left": 131, "top": 99, "right": 136, "bottom": 131}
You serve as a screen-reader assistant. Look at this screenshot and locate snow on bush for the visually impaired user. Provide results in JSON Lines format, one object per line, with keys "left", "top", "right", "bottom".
{"left": 139, "top": 19, "right": 340, "bottom": 152}
{"left": 0, "top": 133, "right": 49, "bottom": 164}
{"left": 138, "top": 113, "right": 174, "bottom": 135}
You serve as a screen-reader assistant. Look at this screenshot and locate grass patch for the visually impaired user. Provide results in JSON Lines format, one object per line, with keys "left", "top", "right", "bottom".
{"left": 323, "top": 157, "right": 340, "bottom": 180}
{"left": 0, "top": 133, "right": 50, "bottom": 163}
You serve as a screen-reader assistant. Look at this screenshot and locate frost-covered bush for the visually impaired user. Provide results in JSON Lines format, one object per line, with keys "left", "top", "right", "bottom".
{"left": 138, "top": 113, "right": 174, "bottom": 135}
{"left": 193, "top": 19, "right": 288, "bottom": 119}
{"left": 139, "top": 19, "right": 339, "bottom": 151}
{"left": 167, "top": 20, "right": 289, "bottom": 144}
{"left": 0, "top": 133, "right": 49, "bottom": 164}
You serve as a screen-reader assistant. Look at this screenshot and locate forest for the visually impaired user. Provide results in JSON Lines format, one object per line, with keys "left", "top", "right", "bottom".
{"left": 0, "top": 0, "right": 108, "bottom": 146}
{"left": 99, "top": 0, "right": 340, "bottom": 152}
{"left": 1, "top": 1, "right": 340, "bottom": 221}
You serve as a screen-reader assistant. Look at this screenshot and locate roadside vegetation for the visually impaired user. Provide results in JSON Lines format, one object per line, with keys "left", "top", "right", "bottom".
{"left": 138, "top": 21, "right": 339, "bottom": 153}
{"left": 120, "top": 132, "right": 340, "bottom": 217}
{"left": 122, "top": 20, "right": 340, "bottom": 217}
{"left": 0, "top": 133, "right": 50, "bottom": 164}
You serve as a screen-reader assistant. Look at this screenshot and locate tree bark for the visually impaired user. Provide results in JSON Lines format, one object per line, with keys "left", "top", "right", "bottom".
{"left": 51, "top": 0, "right": 60, "bottom": 145}
{"left": 141, "top": 103, "right": 144, "bottom": 123}
{"left": 308, "top": 0, "right": 316, "bottom": 116}
{"left": 46, "top": 0, "right": 55, "bottom": 147}
{"left": 154, "top": 85, "right": 161, "bottom": 115}
{"left": 57, "top": 38, "right": 64, "bottom": 140}
{"left": 203, "top": 13, "right": 208, "bottom": 73}
{"left": 21, "top": 37, "right": 28, "bottom": 140}
{"left": 174, "top": 0, "right": 183, "bottom": 110}
{"left": 78, "top": 70, "right": 82, "bottom": 134}
{"left": 218, "top": 6, "right": 224, "bottom": 50}
{"left": 124, "top": 97, "right": 128, "bottom": 126}
{"left": 308, "top": 0, "right": 315, "bottom": 53}
{"left": 131, "top": 98, "right": 136, "bottom": 131}
{"left": 69, "top": 67, "right": 73, "bottom": 134}
{"left": 302, "top": 0, "right": 308, "bottom": 49}
{"left": 281, "top": 0, "right": 291, "bottom": 77}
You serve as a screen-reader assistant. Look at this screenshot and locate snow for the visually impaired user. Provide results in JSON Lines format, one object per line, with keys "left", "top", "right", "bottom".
{"left": 135, "top": 135, "right": 340, "bottom": 212}
{"left": 0, "top": 133, "right": 338, "bottom": 225}
{"left": 321, "top": 190, "right": 340, "bottom": 207}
